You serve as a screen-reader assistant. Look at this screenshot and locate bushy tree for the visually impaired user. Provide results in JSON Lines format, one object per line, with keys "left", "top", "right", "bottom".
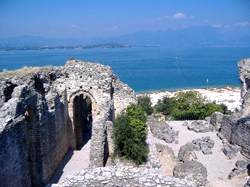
{"left": 219, "top": 103, "right": 232, "bottom": 114}
{"left": 155, "top": 97, "right": 176, "bottom": 116}
{"left": 113, "top": 104, "right": 148, "bottom": 164}
{"left": 154, "top": 91, "right": 229, "bottom": 120}
{"left": 138, "top": 96, "right": 153, "bottom": 115}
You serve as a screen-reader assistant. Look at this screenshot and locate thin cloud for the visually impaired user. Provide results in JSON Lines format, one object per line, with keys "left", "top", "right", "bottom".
{"left": 236, "top": 22, "right": 249, "bottom": 26}
{"left": 212, "top": 24, "right": 222, "bottom": 28}
{"left": 172, "top": 13, "right": 187, "bottom": 19}
{"left": 104, "top": 26, "right": 119, "bottom": 32}
{"left": 153, "top": 13, "right": 188, "bottom": 22}
{"left": 71, "top": 25, "right": 81, "bottom": 29}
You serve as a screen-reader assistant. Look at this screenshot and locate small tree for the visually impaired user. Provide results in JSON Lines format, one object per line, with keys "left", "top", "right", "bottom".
{"left": 155, "top": 97, "right": 176, "bottom": 116}
{"left": 69, "top": 57, "right": 75, "bottom": 60}
{"left": 138, "top": 96, "right": 153, "bottom": 115}
{"left": 113, "top": 104, "right": 148, "bottom": 164}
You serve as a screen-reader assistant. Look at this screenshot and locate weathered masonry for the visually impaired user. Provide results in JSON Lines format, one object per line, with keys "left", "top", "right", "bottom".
{"left": 0, "top": 60, "right": 137, "bottom": 187}
{"left": 212, "top": 58, "right": 250, "bottom": 159}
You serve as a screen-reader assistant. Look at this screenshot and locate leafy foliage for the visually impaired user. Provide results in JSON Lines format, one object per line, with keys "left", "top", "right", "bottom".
{"left": 154, "top": 97, "right": 176, "bottom": 116}
{"left": 138, "top": 96, "right": 153, "bottom": 115}
{"left": 113, "top": 104, "right": 148, "bottom": 165}
{"left": 155, "top": 91, "right": 229, "bottom": 120}
{"left": 69, "top": 57, "right": 75, "bottom": 60}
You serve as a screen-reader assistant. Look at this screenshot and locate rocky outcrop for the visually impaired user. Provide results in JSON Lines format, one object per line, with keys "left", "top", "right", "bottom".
{"left": 220, "top": 114, "right": 250, "bottom": 159}
{"left": 173, "top": 161, "right": 208, "bottom": 186}
{"left": 178, "top": 142, "right": 197, "bottom": 162}
{"left": 211, "top": 58, "right": 250, "bottom": 159}
{"left": 239, "top": 58, "right": 250, "bottom": 99}
{"left": 210, "top": 112, "right": 224, "bottom": 131}
{"left": 0, "top": 60, "right": 137, "bottom": 187}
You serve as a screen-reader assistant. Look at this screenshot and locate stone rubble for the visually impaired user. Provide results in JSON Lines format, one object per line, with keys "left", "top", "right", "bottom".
{"left": 173, "top": 161, "right": 208, "bottom": 187}
{"left": 48, "top": 163, "right": 196, "bottom": 187}
{"left": 178, "top": 136, "right": 215, "bottom": 162}
{"left": 192, "top": 136, "right": 215, "bottom": 155}
{"left": 147, "top": 116, "right": 178, "bottom": 144}
{"left": 223, "top": 144, "right": 241, "bottom": 159}
{"left": 228, "top": 160, "right": 250, "bottom": 180}
{"left": 186, "top": 121, "right": 213, "bottom": 133}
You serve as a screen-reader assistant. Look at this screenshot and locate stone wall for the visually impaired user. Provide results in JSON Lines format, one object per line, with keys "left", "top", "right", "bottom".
{"left": 49, "top": 163, "right": 196, "bottom": 187}
{"left": 0, "top": 60, "right": 136, "bottom": 186}
{"left": 218, "top": 58, "right": 250, "bottom": 159}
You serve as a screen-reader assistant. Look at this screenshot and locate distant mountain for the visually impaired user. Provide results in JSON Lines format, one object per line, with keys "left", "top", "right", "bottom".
{"left": 107, "top": 26, "right": 229, "bottom": 47}
{"left": 0, "top": 36, "right": 92, "bottom": 47}
{"left": 0, "top": 26, "right": 249, "bottom": 47}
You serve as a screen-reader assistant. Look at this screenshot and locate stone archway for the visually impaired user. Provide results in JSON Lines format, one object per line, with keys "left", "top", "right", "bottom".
{"left": 68, "top": 91, "right": 98, "bottom": 150}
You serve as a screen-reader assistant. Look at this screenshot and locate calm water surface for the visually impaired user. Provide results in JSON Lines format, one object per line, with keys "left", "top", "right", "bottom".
{"left": 0, "top": 47, "right": 249, "bottom": 92}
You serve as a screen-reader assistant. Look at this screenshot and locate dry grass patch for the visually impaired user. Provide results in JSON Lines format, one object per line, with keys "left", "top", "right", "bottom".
{"left": 0, "top": 66, "right": 41, "bottom": 77}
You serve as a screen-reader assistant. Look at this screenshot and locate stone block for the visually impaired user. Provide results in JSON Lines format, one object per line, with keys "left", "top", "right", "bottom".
{"left": 202, "top": 148, "right": 212, "bottom": 155}
{"left": 182, "top": 121, "right": 188, "bottom": 126}
{"left": 207, "top": 140, "right": 215, "bottom": 148}
{"left": 223, "top": 146, "right": 233, "bottom": 157}
{"left": 235, "top": 160, "right": 248, "bottom": 169}
{"left": 173, "top": 161, "right": 208, "bottom": 186}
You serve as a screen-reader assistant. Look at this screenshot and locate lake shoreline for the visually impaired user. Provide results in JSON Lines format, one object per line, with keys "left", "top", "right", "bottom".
{"left": 137, "top": 86, "right": 241, "bottom": 112}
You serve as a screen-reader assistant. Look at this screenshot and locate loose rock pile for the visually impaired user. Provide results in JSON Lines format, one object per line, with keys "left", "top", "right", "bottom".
{"left": 178, "top": 136, "right": 215, "bottom": 162}
{"left": 48, "top": 164, "right": 196, "bottom": 187}
{"left": 217, "top": 132, "right": 242, "bottom": 159}
{"left": 184, "top": 121, "right": 213, "bottom": 133}
{"left": 148, "top": 116, "right": 178, "bottom": 143}
{"left": 228, "top": 160, "right": 250, "bottom": 179}
{"left": 192, "top": 136, "right": 215, "bottom": 155}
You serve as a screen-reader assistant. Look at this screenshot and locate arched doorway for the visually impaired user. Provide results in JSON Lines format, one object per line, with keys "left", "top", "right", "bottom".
{"left": 72, "top": 94, "right": 93, "bottom": 150}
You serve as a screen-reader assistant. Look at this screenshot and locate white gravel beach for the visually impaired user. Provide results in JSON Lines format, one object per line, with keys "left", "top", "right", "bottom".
{"left": 139, "top": 86, "right": 241, "bottom": 112}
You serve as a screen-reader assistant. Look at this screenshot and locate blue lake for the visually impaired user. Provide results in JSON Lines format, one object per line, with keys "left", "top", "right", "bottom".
{"left": 0, "top": 47, "right": 249, "bottom": 93}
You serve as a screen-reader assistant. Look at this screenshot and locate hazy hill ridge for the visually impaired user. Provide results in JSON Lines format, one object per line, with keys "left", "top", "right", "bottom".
{"left": 0, "top": 26, "right": 249, "bottom": 47}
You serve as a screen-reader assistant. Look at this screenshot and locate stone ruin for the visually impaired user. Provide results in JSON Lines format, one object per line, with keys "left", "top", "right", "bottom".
{"left": 183, "top": 120, "right": 213, "bottom": 133}
{"left": 210, "top": 58, "right": 250, "bottom": 160}
{"left": 147, "top": 116, "right": 179, "bottom": 143}
{"left": 0, "top": 60, "right": 137, "bottom": 187}
{"left": 210, "top": 58, "right": 250, "bottom": 186}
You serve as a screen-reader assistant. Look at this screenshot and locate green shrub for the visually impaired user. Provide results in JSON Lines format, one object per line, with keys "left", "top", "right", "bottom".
{"left": 155, "top": 96, "right": 176, "bottom": 116}
{"left": 113, "top": 104, "right": 148, "bottom": 164}
{"left": 219, "top": 103, "right": 233, "bottom": 114}
{"left": 138, "top": 96, "right": 153, "bottom": 115}
{"left": 154, "top": 91, "right": 229, "bottom": 120}
{"left": 69, "top": 57, "right": 75, "bottom": 60}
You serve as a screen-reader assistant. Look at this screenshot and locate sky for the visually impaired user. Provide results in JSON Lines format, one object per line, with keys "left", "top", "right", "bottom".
{"left": 0, "top": 0, "right": 250, "bottom": 38}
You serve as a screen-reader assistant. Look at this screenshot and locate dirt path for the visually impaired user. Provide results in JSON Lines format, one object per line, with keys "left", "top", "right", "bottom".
{"left": 49, "top": 129, "right": 92, "bottom": 184}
